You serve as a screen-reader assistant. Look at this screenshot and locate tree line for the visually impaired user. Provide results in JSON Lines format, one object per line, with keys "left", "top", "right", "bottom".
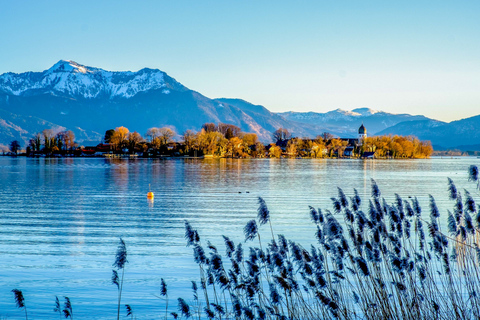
{"left": 8, "top": 123, "right": 433, "bottom": 159}
{"left": 98, "top": 123, "right": 433, "bottom": 159}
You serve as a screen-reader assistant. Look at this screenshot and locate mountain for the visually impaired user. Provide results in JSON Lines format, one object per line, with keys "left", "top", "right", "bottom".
{"left": 278, "top": 108, "right": 436, "bottom": 137}
{"left": 376, "top": 115, "right": 480, "bottom": 150}
{"left": 0, "top": 60, "right": 296, "bottom": 145}
{"left": 1, "top": 60, "right": 477, "bottom": 151}
{"left": 0, "top": 108, "right": 66, "bottom": 150}
{"left": 214, "top": 98, "right": 335, "bottom": 138}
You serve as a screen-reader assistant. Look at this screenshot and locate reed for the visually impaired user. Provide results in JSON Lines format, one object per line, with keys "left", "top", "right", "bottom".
{"left": 174, "top": 168, "right": 480, "bottom": 320}
{"left": 12, "top": 289, "right": 27, "bottom": 320}
{"left": 63, "top": 297, "right": 73, "bottom": 319}
{"left": 8, "top": 165, "right": 480, "bottom": 320}
{"left": 112, "top": 237, "right": 128, "bottom": 320}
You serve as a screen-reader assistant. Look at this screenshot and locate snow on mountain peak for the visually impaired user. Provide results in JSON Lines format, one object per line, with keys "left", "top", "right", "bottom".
{"left": 351, "top": 108, "right": 379, "bottom": 116}
{"left": 0, "top": 60, "right": 167, "bottom": 99}
{"left": 46, "top": 60, "right": 91, "bottom": 74}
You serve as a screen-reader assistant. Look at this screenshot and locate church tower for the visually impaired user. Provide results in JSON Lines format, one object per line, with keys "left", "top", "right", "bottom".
{"left": 358, "top": 123, "right": 367, "bottom": 145}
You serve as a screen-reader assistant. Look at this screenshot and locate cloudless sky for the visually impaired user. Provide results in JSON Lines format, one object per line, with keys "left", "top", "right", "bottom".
{"left": 1, "top": 0, "right": 479, "bottom": 122}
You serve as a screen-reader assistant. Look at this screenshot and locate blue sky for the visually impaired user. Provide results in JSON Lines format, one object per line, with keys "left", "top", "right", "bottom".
{"left": 1, "top": 0, "right": 479, "bottom": 122}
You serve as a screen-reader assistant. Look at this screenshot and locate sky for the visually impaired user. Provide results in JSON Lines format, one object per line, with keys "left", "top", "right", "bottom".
{"left": 0, "top": 0, "right": 479, "bottom": 122}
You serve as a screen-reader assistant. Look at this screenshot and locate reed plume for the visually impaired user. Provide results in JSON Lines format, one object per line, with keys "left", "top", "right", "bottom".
{"left": 63, "top": 297, "right": 73, "bottom": 319}
{"left": 12, "top": 289, "right": 27, "bottom": 320}
{"left": 113, "top": 237, "right": 128, "bottom": 320}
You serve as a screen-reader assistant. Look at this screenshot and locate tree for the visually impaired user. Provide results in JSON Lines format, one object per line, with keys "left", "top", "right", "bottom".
{"left": 56, "top": 130, "right": 75, "bottom": 151}
{"left": 251, "top": 142, "right": 266, "bottom": 158}
{"left": 42, "top": 129, "right": 56, "bottom": 153}
{"left": 202, "top": 123, "right": 217, "bottom": 133}
{"left": 110, "top": 127, "right": 130, "bottom": 152}
{"left": 104, "top": 129, "right": 115, "bottom": 143}
{"left": 322, "top": 132, "right": 334, "bottom": 141}
{"left": 327, "top": 138, "right": 347, "bottom": 157}
{"left": 226, "top": 137, "right": 245, "bottom": 158}
{"left": 182, "top": 130, "right": 196, "bottom": 153}
{"left": 241, "top": 133, "right": 258, "bottom": 147}
{"left": 273, "top": 128, "right": 291, "bottom": 143}
{"left": 127, "top": 131, "right": 144, "bottom": 153}
{"left": 158, "top": 128, "right": 175, "bottom": 147}
{"left": 9, "top": 140, "right": 21, "bottom": 154}
{"left": 286, "top": 138, "right": 301, "bottom": 157}
{"left": 218, "top": 123, "right": 242, "bottom": 138}
{"left": 197, "top": 129, "right": 224, "bottom": 155}
{"left": 268, "top": 144, "right": 282, "bottom": 158}
{"left": 146, "top": 128, "right": 161, "bottom": 149}
{"left": 310, "top": 141, "right": 326, "bottom": 158}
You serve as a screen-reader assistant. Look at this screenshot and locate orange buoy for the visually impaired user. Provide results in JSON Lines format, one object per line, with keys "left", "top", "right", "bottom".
{"left": 147, "top": 184, "right": 154, "bottom": 199}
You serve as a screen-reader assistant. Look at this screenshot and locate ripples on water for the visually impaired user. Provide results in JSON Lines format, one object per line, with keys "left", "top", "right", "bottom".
{"left": 0, "top": 157, "right": 477, "bottom": 319}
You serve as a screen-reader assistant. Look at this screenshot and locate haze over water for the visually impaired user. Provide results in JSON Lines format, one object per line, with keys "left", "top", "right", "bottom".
{"left": 0, "top": 157, "right": 477, "bottom": 319}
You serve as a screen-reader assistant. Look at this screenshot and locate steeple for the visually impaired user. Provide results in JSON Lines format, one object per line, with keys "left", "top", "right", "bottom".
{"left": 358, "top": 123, "right": 367, "bottom": 145}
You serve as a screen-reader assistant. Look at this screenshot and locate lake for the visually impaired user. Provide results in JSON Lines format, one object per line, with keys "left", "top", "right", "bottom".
{"left": 0, "top": 157, "right": 478, "bottom": 319}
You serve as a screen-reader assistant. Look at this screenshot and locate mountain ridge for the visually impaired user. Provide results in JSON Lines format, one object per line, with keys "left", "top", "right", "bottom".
{"left": 1, "top": 60, "right": 479, "bottom": 151}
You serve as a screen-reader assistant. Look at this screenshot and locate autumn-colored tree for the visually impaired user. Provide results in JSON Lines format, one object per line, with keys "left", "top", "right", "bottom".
{"left": 268, "top": 144, "right": 282, "bottom": 158}
{"left": 110, "top": 126, "right": 130, "bottom": 151}
{"left": 286, "top": 138, "right": 301, "bottom": 157}
{"left": 225, "top": 137, "right": 245, "bottom": 158}
{"left": 241, "top": 133, "right": 258, "bottom": 147}
{"left": 182, "top": 130, "right": 196, "bottom": 153}
{"left": 361, "top": 135, "right": 432, "bottom": 159}
{"left": 197, "top": 129, "right": 225, "bottom": 155}
{"left": 310, "top": 141, "right": 326, "bottom": 158}
{"left": 327, "top": 138, "right": 344, "bottom": 157}
{"left": 251, "top": 142, "right": 266, "bottom": 158}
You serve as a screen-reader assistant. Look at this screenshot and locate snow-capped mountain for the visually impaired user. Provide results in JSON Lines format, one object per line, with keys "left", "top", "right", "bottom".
{"left": 0, "top": 60, "right": 319, "bottom": 146}
{"left": 0, "top": 60, "right": 183, "bottom": 99}
{"left": 278, "top": 108, "right": 434, "bottom": 136}
{"left": 1, "top": 60, "right": 478, "bottom": 150}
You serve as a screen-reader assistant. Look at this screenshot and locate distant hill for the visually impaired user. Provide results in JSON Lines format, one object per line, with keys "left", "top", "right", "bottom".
{"left": 278, "top": 108, "right": 437, "bottom": 137}
{"left": 376, "top": 116, "right": 480, "bottom": 149}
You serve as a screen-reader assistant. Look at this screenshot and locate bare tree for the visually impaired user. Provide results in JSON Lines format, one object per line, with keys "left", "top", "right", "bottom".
{"left": 202, "top": 123, "right": 217, "bottom": 132}
{"left": 322, "top": 132, "right": 334, "bottom": 141}
{"left": 218, "top": 123, "right": 242, "bottom": 138}
{"left": 146, "top": 128, "right": 161, "bottom": 149}
{"left": 273, "top": 128, "right": 291, "bottom": 143}
{"left": 42, "top": 129, "right": 56, "bottom": 152}
{"left": 56, "top": 130, "right": 76, "bottom": 151}
{"left": 127, "top": 131, "right": 143, "bottom": 153}
{"left": 158, "top": 128, "right": 175, "bottom": 147}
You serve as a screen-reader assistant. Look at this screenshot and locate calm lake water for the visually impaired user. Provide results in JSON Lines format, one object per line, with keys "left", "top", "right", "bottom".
{"left": 0, "top": 157, "right": 478, "bottom": 319}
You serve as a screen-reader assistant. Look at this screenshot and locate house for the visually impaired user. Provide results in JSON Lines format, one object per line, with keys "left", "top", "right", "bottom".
{"left": 362, "top": 151, "right": 375, "bottom": 159}
{"left": 344, "top": 146, "right": 355, "bottom": 157}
